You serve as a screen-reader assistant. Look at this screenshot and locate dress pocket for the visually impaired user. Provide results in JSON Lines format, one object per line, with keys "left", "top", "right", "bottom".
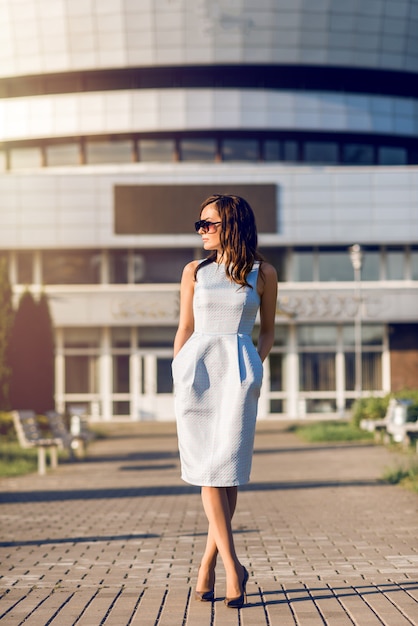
{"left": 171, "top": 335, "right": 196, "bottom": 383}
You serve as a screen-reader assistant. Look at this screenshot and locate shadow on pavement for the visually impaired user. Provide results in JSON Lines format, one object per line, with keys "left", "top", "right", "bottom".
{"left": 0, "top": 533, "right": 159, "bottom": 548}
{"left": 246, "top": 580, "right": 418, "bottom": 607}
{"left": 253, "top": 443, "right": 377, "bottom": 455}
{"left": 0, "top": 478, "right": 387, "bottom": 503}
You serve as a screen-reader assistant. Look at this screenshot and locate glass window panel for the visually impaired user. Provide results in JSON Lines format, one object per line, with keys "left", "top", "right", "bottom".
{"left": 180, "top": 138, "right": 216, "bottom": 161}
{"left": 283, "top": 141, "right": 299, "bottom": 162}
{"left": 64, "top": 328, "right": 100, "bottom": 348}
{"left": 111, "top": 327, "right": 131, "bottom": 348}
{"left": 304, "top": 142, "right": 338, "bottom": 164}
{"left": 362, "top": 250, "right": 380, "bottom": 281}
{"left": 270, "top": 353, "right": 283, "bottom": 391}
{"left": 263, "top": 140, "right": 280, "bottom": 161}
{"left": 378, "top": 146, "right": 407, "bottom": 165}
{"left": 113, "top": 355, "right": 130, "bottom": 393}
{"left": 362, "top": 352, "right": 382, "bottom": 390}
{"left": 65, "top": 401, "right": 91, "bottom": 416}
{"left": 222, "top": 139, "right": 259, "bottom": 161}
{"left": 300, "top": 353, "right": 336, "bottom": 391}
{"left": 109, "top": 250, "right": 129, "bottom": 283}
{"left": 386, "top": 251, "right": 404, "bottom": 279}
{"left": 113, "top": 401, "right": 130, "bottom": 415}
{"left": 270, "top": 399, "right": 283, "bottom": 413}
{"left": 343, "top": 324, "right": 384, "bottom": 346}
{"left": 138, "top": 327, "right": 176, "bottom": 348}
{"left": 42, "top": 250, "right": 101, "bottom": 284}
{"left": 86, "top": 140, "right": 133, "bottom": 164}
{"left": 345, "top": 352, "right": 382, "bottom": 390}
{"left": 46, "top": 143, "right": 79, "bottom": 166}
{"left": 362, "top": 325, "right": 384, "bottom": 346}
{"left": 157, "top": 358, "right": 173, "bottom": 393}
{"left": 298, "top": 325, "right": 337, "bottom": 346}
{"left": 411, "top": 250, "right": 418, "bottom": 280}
{"left": 16, "top": 251, "right": 33, "bottom": 284}
{"left": 65, "top": 355, "right": 99, "bottom": 393}
{"left": 274, "top": 326, "right": 287, "bottom": 346}
{"left": 139, "top": 139, "right": 175, "bottom": 162}
{"left": 305, "top": 398, "right": 337, "bottom": 413}
{"left": 386, "top": 249, "right": 404, "bottom": 280}
{"left": 343, "top": 143, "right": 374, "bottom": 165}
{"left": 292, "top": 251, "right": 314, "bottom": 281}
{"left": 260, "top": 247, "right": 285, "bottom": 281}
{"left": 319, "top": 251, "right": 353, "bottom": 281}
{"left": 10, "top": 147, "right": 42, "bottom": 169}
{"left": 133, "top": 249, "right": 193, "bottom": 283}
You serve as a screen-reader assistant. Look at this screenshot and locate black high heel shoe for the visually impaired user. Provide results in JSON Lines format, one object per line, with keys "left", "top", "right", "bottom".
{"left": 224, "top": 566, "right": 249, "bottom": 609}
{"left": 195, "top": 588, "right": 215, "bottom": 602}
{"left": 195, "top": 567, "right": 215, "bottom": 602}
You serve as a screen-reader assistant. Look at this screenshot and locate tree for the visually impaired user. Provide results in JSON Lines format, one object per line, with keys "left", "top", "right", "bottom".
{"left": 9, "top": 290, "right": 55, "bottom": 413}
{"left": 0, "top": 257, "right": 14, "bottom": 410}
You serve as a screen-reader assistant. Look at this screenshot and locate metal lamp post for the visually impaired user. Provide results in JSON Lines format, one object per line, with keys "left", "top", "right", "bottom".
{"left": 348, "top": 244, "right": 363, "bottom": 398}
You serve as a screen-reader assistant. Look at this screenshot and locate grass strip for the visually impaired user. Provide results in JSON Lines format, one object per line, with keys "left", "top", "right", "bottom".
{"left": 0, "top": 442, "right": 39, "bottom": 477}
{"left": 288, "top": 420, "right": 375, "bottom": 443}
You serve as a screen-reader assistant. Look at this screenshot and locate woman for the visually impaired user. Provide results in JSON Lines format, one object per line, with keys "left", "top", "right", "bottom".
{"left": 172, "top": 194, "right": 277, "bottom": 608}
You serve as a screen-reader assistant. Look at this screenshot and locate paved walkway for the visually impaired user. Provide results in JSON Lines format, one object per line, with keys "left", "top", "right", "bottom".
{"left": 0, "top": 420, "right": 417, "bottom": 626}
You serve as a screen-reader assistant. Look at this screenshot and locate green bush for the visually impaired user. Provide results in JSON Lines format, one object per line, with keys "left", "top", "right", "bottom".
{"left": 351, "top": 390, "right": 418, "bottom": 428}
{"left": 382, "top": 458, "right": 418, "bottom": 493}
{"left": 351, "top": 396, "right": 388, "bottom": 428}
{"left": 0, "top": 411, "right": 16, "bottom": 441}
{"left": 0, "top": 442, "right": 38, "bottom": 477}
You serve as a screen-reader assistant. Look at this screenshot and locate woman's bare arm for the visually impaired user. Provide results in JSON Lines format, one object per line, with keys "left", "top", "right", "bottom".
{"left": 257, "top": 263, "right": 278, "bottom": 362}
{"left": 173, "top": 261, "right": 198, "bottom": 357}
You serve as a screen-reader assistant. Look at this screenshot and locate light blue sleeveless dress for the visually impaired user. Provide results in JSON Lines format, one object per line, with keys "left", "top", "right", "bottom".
{"left": 172, "top": 261, "right": 263, "bottom": 487}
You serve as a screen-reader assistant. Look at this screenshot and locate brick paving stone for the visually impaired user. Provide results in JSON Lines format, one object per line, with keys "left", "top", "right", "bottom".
{"left": 0, "top": 420, "right": 418, "bottom": 625}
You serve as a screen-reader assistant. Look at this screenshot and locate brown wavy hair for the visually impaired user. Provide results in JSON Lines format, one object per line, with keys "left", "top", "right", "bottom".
{"left": 195, "top": 194, "right": 263, "bottom": 288}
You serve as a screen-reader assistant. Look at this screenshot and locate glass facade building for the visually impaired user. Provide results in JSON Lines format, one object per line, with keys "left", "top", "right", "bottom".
{"left": 1, "top": 0, "right": 417, "bottom": 420}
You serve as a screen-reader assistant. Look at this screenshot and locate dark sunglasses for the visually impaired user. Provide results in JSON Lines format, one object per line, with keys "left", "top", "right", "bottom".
{"left": 194, "top": 220, "right": 221, "bottom": 234}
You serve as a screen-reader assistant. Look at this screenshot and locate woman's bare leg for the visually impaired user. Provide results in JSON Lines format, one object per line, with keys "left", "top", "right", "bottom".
{"left": 200, "top": 486, "right": 244, "bottom": 598}
{"left": 196, "top": 487, "right": 238, "bottom": 592}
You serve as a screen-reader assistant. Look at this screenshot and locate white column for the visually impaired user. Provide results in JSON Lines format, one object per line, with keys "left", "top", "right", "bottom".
{"left": 8, "top": 250, "right": 17, "bottom": 285}
{"left": 382, "top": 324, "right": 391, "bottom": 393}
{"left": 335, "top": 352, "right": 345, "bottom": 417}
{"left": 55, "top": 328, "right": 65, "bottom": 414}
{"left": 100, "top": 327, "right": 112, "bottom": 420}
{"left": 33, "top": 250, "right": 42, "bottom": 286}
{"left": 287, "top": 324, "right": 299, "bottom": 418}
{"left": 130, "top": 352, "right": 141, "bottom": 420}
{"left": 335, "top": 326, "right": 345, "bottom": 417}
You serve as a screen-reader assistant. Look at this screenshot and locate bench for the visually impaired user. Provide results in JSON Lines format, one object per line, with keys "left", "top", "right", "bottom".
{"left": 12, "top": 410, "right": 62, "bottom": 476}
{"left": 360, "top": 398, "right": 418, "bottom": 450}
{"left": 403, "top": 423, "right": 418, "bottom": 452}
{"left": 45, "top": 411, "right": 91, "bottom": 459}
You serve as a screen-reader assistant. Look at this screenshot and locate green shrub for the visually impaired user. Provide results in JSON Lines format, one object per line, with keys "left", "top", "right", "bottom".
{"left": 382, "top": 458, "right": 418, "bottom": 493}
{"left": 351, "top": 390, "right": 418, "bottom": 428}
{"left": 0, "top": 442, "right": 38, "bottom": 477}
{"left": 0, "top": 411, "right": 16, "bottom": 441}
{"left": 351, "top": 396, "right": 388, "bottom": 428}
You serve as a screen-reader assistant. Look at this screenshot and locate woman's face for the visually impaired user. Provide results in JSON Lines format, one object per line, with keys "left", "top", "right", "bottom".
{"left": 198, "top": 202, "right": 223, "bottom": 256}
